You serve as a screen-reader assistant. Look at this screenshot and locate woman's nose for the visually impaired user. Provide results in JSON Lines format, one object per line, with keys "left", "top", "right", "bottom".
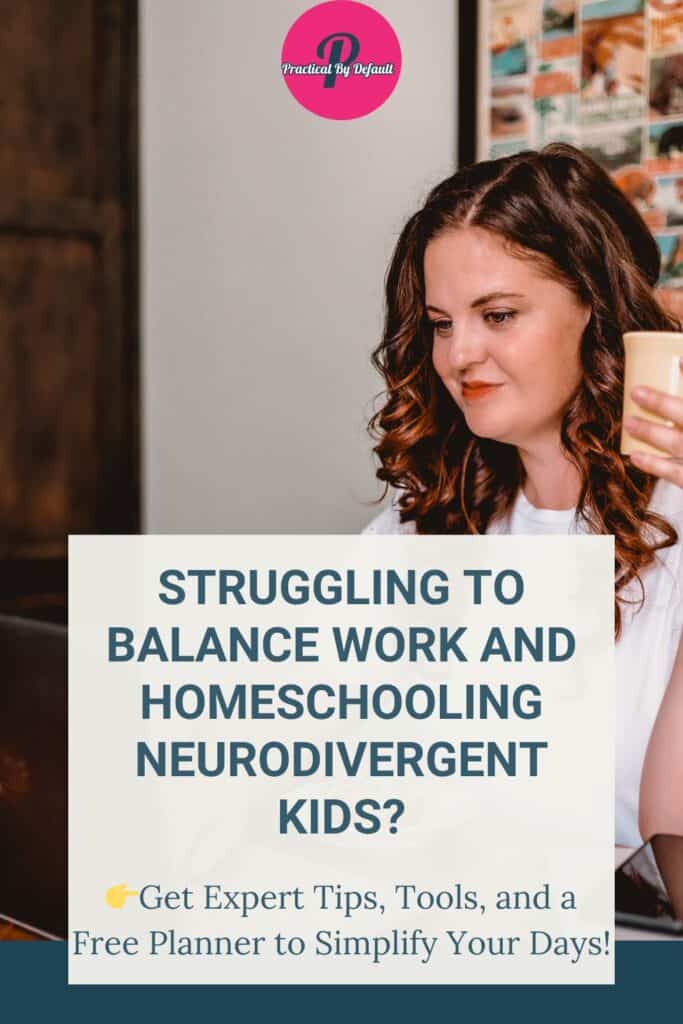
{"left": 445, "top": 325, "right": 488, "bottom": 370}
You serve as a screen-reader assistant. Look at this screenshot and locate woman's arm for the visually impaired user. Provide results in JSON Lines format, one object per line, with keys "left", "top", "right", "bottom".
{"left": 639, "top": 627, "right": 683, "bottom": 841}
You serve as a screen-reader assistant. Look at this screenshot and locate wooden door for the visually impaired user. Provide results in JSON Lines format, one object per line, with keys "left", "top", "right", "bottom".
{"left": 0, "top": 0, "right": 139, "bottom": 623}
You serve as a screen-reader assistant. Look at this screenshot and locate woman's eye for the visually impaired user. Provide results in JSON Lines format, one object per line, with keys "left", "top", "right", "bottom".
{"left": 484, "top": 310, "right": 516, "bottom": 325}
{"left": 429, "top": 319, "right": 452, "bottom": 336}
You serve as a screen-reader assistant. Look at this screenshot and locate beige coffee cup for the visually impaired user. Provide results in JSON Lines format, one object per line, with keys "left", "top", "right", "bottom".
{"left": 621, "top": 331, "right": 683, "bottom": 456}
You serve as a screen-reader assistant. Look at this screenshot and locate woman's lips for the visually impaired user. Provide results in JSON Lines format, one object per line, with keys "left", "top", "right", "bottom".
{"left": 461, "top": 382, "right": 504, "bottom": 401}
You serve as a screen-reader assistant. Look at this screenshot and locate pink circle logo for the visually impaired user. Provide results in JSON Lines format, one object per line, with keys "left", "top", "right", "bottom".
{"left": 281, "top": 1, "right": 402, "bottom": 120}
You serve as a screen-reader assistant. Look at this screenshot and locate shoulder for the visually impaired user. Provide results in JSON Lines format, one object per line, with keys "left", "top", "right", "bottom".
{"left": 650, "top": 478, "right": 683, "bottom": 527}
{"left": 644, "top": 478, "right": 683, "bottom": 560}
{"left": 627, "top": 478, "right": 683, "bottom": 630}
{"left": 361, "top": 496, "right": 417, "bottom": 535}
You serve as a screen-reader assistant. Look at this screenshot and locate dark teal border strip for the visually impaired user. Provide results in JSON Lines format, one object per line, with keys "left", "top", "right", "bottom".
{"left": 0, "top": 942, "right": 681, "bottom": 1020}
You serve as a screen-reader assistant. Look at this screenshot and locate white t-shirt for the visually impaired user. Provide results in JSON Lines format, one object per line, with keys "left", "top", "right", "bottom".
{"left": 363, "top": 479, "right": 683, "bottom": 848}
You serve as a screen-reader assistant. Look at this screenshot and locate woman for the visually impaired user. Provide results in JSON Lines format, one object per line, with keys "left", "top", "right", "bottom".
{"left": 363, "top": 142, "right": 683, "bottom": 851}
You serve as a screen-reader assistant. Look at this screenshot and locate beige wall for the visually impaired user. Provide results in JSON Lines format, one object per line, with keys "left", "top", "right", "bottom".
{"left": 140, "top": 0, "right": 457, "bottom": 532}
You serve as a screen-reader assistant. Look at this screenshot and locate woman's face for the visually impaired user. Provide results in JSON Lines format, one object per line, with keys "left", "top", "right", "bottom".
{"left": 425, "top": 226, "right": 591, "bottom": 450}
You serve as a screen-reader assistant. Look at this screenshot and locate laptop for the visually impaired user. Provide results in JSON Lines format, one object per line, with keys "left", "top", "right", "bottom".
{"left": 615, "top": 834, "right": 683, "bottom": 935}
{"left": 0, "top": 913, "right": 60, "bottom": 941}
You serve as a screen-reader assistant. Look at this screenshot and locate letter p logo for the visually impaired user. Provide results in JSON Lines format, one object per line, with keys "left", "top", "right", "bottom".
{"left": 281, "top": 1, "right": 401, "bottom": 120}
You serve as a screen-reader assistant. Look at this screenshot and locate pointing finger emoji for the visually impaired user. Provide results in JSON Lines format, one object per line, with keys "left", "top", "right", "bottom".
{"left": 106, "top": 883, "right": 139, "bottom": 909}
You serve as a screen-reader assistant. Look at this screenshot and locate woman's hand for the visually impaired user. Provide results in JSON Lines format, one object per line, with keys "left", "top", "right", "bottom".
{"left": 624, "top": 355, "right": 683, "bottom": 487}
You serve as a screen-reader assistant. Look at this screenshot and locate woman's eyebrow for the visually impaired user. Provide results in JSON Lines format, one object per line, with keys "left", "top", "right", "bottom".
{"left": 425, "top": 292, "right": 525, "bottom": 315}
{"left": 471, "top": 291, "right": 524, "bottom": 308}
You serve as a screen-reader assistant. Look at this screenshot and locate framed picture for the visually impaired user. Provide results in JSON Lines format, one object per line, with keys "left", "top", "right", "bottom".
{"left": 458, "top": 0, "right": 683, "bottom": 312}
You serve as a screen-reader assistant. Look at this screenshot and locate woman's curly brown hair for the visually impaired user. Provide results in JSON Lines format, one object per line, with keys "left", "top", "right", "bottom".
{"left": 368, "top": 142, "right": 682, "bottom": 639}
